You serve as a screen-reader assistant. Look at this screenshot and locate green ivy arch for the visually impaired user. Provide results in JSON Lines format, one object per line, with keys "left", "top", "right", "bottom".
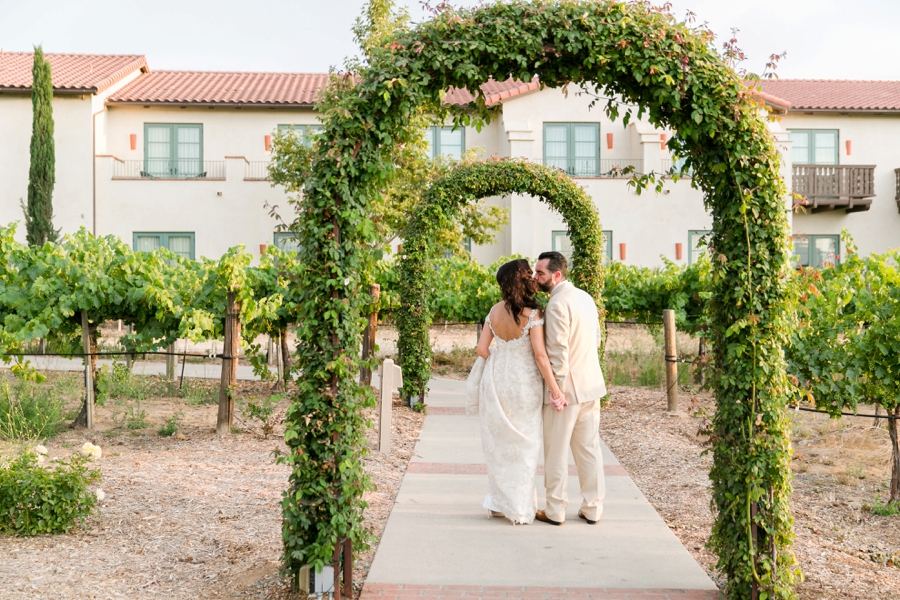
{"left": 284, "top": 2, "right": 798, "bottom": 598}
{"left": 397, "top": 158, "right": 604, "bottom": 403}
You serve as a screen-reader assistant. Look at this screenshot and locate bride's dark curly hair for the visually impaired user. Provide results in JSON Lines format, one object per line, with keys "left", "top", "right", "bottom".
{"left": 496, "top": 259, "right": 540, "bottom": 324}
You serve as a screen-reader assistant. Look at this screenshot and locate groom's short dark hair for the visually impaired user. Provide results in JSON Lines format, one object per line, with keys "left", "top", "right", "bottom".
{"left": 538, "top": 251, "right": 568, "bottom": 279}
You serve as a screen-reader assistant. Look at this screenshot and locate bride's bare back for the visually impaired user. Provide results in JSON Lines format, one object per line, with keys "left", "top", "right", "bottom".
{"left": 488, "top": 302, "right": 537, "bottom": 341}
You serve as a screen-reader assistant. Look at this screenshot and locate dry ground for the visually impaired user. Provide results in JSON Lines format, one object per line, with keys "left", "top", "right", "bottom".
{"left": 602, "top": 387, "right": 900, "bottom": 600}
{"left": 0, "top": 381, "right": 423, "bottom": 600}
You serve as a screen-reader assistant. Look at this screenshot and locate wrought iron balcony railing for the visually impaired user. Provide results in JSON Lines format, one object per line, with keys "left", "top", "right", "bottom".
{"left": 112, "top": 160, "right": 226, "bottom": 180}
{"left": 792, "top": 164, "right": 875, "bottom": 213}
{"left": 543, "top": 158, "right": 643, "bottom": 179}
{"left": 244, "top": 161, "right": 271, "bottom": 181}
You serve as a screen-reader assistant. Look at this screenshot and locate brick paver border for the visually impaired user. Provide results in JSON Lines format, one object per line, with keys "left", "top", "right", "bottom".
{"left": 361, "top": 583, "right": 720, "bottom": 600}
{"left": 407, "top": 463, "right": 628, "bottom": 477}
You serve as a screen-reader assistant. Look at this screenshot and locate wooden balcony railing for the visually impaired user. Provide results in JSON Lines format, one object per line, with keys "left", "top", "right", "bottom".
{"left": 792, "top": 164, "right": 875, "bottom": 213}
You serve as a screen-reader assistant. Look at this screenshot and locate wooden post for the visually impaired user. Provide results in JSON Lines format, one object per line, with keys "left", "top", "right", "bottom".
{"left": 216, "top": 292, "right": 241, "bottom": 436}
{"left": 125, "top": 324, "right": 134, "bottom": 372}
{"left": 360, "top": 284, "right": 381, "bottom": 387}
{"left": 342, "top": 538, "right": 353, "bottom": 599}
{"left": 276, "top": 333, "right": 284, "bottom": 385}
{"left": 267, "top": 334, "right": 276, "bottom": 366}
{"left": 663, "top": 309, "right": 679, "bottom": 413}
{"left": 378, "top": 359, "right": 403, "bottom": 453}
{"left": 280, "top": 331, "right": 291, "bottom": 385}
{"left": 81, "top": 311, "right": 94, "bottom": 430}
{"left": 165, "top": 342, "right": 176, "bottom": 380}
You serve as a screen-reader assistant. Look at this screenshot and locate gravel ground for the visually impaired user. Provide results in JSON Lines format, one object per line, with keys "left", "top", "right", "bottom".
{"left": 0, "top": 391, "right": 424, "bottom": 600}
{"left": 601, "top": 385, "right": 900, "bottom": 600}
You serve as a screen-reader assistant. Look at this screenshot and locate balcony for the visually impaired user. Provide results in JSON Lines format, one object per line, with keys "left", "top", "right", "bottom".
{"left": 543, "top": 158, "right": 643, "bottom": 179}
{"left": 244, "top": 161, "right": 270, "bottom": 181}
{"left": 792, "top": 164, "right": 875, "bottom": 213}
{"left": 112, "top": 159, "right": 226, "bottom": 180}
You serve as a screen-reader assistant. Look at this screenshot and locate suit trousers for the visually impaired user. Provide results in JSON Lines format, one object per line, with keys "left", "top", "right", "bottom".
{"left": 542, "top": 399, "right": 605, "bottom": 522}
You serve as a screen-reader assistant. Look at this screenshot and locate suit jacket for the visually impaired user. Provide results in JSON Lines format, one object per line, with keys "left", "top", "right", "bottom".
{"left": 543, "top": 280, "right": 607, "bottom": 404}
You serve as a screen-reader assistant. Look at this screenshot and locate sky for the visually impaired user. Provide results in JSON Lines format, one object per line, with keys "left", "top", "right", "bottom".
{"left": 0, "top": 0, "right": 897, "bottom": 80}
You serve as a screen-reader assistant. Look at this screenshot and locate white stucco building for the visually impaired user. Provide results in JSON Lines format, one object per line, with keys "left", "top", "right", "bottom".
{"left": 0, "top": 52, "right": 897, "bottom": 268}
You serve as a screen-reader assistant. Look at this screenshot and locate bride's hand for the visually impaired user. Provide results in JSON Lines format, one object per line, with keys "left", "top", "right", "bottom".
{"left": 551, "top": 392, "right": 567, "bottom": 412}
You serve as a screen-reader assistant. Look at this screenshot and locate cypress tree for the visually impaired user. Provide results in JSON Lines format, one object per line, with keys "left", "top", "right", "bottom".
{"left": 22, "top": 46, "right": 59, "bottom": 246}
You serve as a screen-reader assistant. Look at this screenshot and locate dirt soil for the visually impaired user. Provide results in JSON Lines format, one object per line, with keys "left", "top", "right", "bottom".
{"left": 0, "top": 382, "right": 424, "bottom": 600}
{"left": 601, "top": 386, "right": 900, "bottom": 600}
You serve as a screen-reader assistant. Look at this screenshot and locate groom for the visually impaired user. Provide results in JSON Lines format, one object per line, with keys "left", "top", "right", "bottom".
{"left": 533, "top": 251, "right": 607, "bottom": 526}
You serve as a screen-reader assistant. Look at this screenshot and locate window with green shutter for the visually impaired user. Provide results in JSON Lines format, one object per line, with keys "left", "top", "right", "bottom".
{"left": 274, "top": 232, "right": 302, "bottom": 253}
{"left": 688, "top": 230, "right": 711, "bottom": 265}
{"left": 792, "top": 234, "right": 840, "bottom": 268}
{"left": 426, "top": 126, "right": 465, "bottom": 159}
{"left": 552, "top": 229, "right": 612, "bottom": 264}
{"left": 277, "top": 124, "right": 323, "bottom": 147}
{"left": 133, "top": 232, "right": 195, "bottom": 260}
{"left": 788, "top": 129, "right": 839, "bottom": 165}
{"left": 543, "top": 123, "right": 600, "bottom": 177}
{"left": 144, "top": 124, "right": 203, "bottom": 177}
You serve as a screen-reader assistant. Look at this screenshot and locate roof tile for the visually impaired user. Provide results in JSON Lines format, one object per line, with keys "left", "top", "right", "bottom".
{"left": 107, "top": 71, "right": 330, "bottom": 106}
{"left": 757, "top": 79, "right": 900, "bottom": 112}
{"left": 0, "top": 52, "right": 148, "bottom": 93}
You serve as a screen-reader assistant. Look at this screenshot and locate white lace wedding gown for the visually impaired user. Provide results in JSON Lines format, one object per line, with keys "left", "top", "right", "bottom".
{"left": 468, "top": 309, "right": 544, "bottom": 524}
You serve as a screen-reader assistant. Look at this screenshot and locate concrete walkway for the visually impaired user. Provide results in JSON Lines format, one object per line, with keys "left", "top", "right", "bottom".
{"left": 363, "top": 378, "right": 720, "bottom": 600}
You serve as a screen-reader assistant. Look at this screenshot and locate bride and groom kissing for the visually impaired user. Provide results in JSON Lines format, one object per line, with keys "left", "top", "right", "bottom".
{"left": 466, "top": 251, "right": 606, "bottom": 526}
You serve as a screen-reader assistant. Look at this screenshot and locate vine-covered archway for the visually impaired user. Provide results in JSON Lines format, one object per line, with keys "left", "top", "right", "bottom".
{"left": 284, "top": 2, "right": 797, "bottom": 598}
{"left": 396, "top": 158, "right": 604, "bottom": 402}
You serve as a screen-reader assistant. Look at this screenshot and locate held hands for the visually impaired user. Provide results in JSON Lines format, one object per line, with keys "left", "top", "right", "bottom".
{"left": 550, "top": 391, "right": 568, "bottom": 412}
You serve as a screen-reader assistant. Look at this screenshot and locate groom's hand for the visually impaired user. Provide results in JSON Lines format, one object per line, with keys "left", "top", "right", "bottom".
{"left": 551, "top": 393, "right": 567, "bottom": 412}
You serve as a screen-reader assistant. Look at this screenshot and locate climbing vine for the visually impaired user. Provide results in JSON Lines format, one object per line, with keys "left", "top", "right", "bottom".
{"left": 283, "top": 1, "right": 797, "bottom": 597}
{"left": 397, "top": 158, "right": 603, "bottom": 403}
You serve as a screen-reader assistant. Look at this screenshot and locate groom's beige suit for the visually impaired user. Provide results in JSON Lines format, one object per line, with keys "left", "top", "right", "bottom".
{"left": 542, "top": 280, "right": 607, "bottom": 523}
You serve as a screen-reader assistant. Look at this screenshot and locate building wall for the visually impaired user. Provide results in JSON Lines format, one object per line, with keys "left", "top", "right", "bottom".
{"left": 466, "top": 86, "right": 714, "bottom": 265}
{"left": 0, "top": 93, "right": 95, "bottom": 241}
{"left": 97, "top": 105, "right": 309, "bottom": 259}
{"left": 780, "top": 113, "right": 900, "bottom": 259}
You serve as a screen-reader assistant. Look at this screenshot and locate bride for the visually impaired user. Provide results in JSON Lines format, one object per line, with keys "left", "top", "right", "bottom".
{"left": 466, "top": 258, "right": 566, "bottom": 525}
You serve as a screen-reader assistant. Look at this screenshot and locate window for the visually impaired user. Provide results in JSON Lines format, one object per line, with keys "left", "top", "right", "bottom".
{"left": 277, "top": 124, "right": 322, "bottom": 147}
{"left": 133, "top": 232, "right": 195, "bottom": 260}
{"left": 463, "top": 237, "right": 472, "bottom": 254}
{"left": 688, "top": 230, "right": 711, "bottom": 265}
{"left": 543, "top": 123, "right": 600, "bottom": 177}
{"left": 273, "top": 232, "right": 302, "bottom": 253}
{"left": 793, "top": 234, "right": 839, "bottom": 268}
{"left": 426, "top": 126, "right": 465, "bottom": 159}
{"left": 144, "top": 124, "right": 203, "bottom": 177}
{"left": 552, "top": 230, "right": 613, "bottom": 264}
{"left": 788, "top": 129, "right": 838, "bottom": 165}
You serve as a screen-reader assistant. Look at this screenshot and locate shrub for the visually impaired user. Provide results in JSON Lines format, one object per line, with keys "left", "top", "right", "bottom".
{"left": 157, "top": 411, "right": 183, "bottom": 437}
{"left": 0, "top": 445, "right": 101, "bottom": 535}
{"left": 0, "top": 375, "right": 65, "bottom": 441}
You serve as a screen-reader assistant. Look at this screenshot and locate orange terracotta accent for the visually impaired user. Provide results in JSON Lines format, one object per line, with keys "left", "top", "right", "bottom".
{"left": 264, "top": 135, "right": 272, "bottom": 152}
{"left": 619, "top": 243, "right": 627, "bottom": 261}
{"left": 845, "top": 140, "right": 852, "bottom": 155}
{"left": 660, "top": 133, "right": 667, "bottom": 150}
{"left": 129, "top": 133, "right": 136, "bottom": 150}
{"left": 606, "top": 132, "right": 614, "bottom": 150}
{"left": 675, "top": 242, "right": 683, "bottom": 260}
{"left": 259, "top": 244, "right": 267, "bottom": 255}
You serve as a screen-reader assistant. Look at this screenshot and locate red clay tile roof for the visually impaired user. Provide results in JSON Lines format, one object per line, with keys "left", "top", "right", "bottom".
{"left": 0, "top": 52, "right": 148, "bottom": 94}
{"left": 445, "top": 77, "right": 541, "bottom": 106}
{"left": 106, "top": 71, "right": 330, "bottom": 107}
{"left": 757, "top": 79, "right": 900, "bottom": 112}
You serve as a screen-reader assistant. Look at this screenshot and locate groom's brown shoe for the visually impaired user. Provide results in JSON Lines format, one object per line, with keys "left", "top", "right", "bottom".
{"left": 535, "top": 510, "right": 564, "bottom": 526}
{"left": 578, "top": 510, "right": 599, "bottom": 525}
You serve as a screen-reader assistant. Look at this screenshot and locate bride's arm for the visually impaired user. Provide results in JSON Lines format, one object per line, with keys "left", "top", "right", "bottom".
{"left": 476, "top": 319, "right": 494, "bottom": 359}
{"left": 529, "top": 321, "right": 565, "bottom": 407}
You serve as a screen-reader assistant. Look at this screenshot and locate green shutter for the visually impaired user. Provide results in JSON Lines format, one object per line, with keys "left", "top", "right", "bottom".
{"left": 144, "top": 124, "right": 203, "bottom": 176}
{"left": 133, "top": 232, "right": 195, "bottom": 260}
{"left": 787, "top": 129, "right": 838, "bottom": 165}
{"left": 543, "top": 123, "right": 600, "bottom": 176}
